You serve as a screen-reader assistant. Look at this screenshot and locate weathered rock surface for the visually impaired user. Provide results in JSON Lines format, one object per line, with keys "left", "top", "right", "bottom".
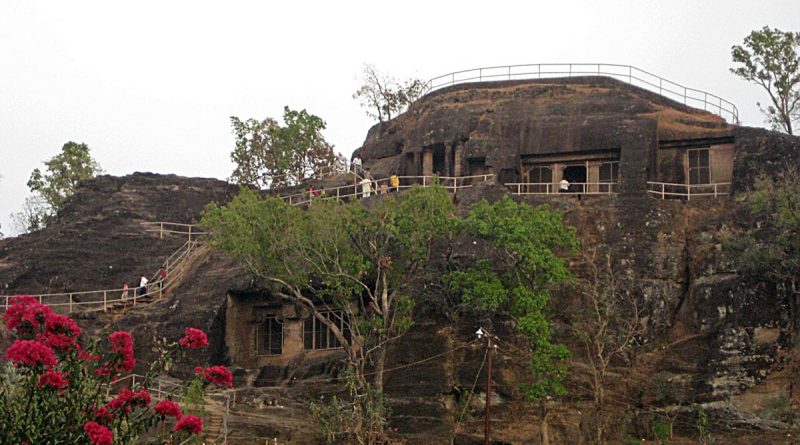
{"left": 2, "top": 78, "right": 800, "bottom": 443}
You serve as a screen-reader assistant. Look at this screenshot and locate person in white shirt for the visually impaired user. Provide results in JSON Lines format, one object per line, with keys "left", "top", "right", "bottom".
{"left": 360, "top": 176, "right": 373, "bottom": 198}
{"left": 138, "top": 275, "right": 149, "bottom": 297}
{"left": 559, "top": 178, "right": 570, "bottom": 193}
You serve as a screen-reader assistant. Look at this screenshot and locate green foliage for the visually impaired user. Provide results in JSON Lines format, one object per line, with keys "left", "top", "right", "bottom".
{"left": 725, "top": 167, "right": 800, "bottom": 337}
{"left": 201, "top": 185, "right": 455, "bottom": 442}
{"left": 0, "top": 298, "right": 214, "bottom": 444}
{"left": 353, "top": 64, "right": 426, "bottom": 122}
{"left": 731, "top": 26, "right": 800, "bottom": 134}
{"left": 15, "top": 141, "right": 102, "bottom": 232}
{"left": 310, "top": 371, "right": 389, "bottom": 445}
{"left": 695, "top": 407, "right": 715, "bottom": 445}
{"left": 651, "top": 421, "right": 671, "bottom": 444}
{"left": 445, "top": 196, "right": 577, "bottom": 400}
{"left": 229, "top": 106, "right": 340, "bottom": 189}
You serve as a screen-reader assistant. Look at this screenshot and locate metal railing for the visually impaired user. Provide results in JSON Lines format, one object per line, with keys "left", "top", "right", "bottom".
{"left": 2, "top": 239, "right": 201, "bottom": 313}
{"left": 106, "top": 373, "right": 183, "bottom": 400}
{"left": 143, "top": 221, "right": 206, "bottom": 241}
{"left": 423, "top": 63, "right": 738, "bottom": 124}
{"left": 281, "top": 174, "right": 495, "bottom": 206}
{"left": 646, "top": 181, "right": 731, "bottom": 200}
{"left": 506, "top": 182, "right": 618, "bottom": 195}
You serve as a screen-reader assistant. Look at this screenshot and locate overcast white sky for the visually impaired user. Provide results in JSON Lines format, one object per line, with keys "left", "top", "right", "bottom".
{"left": 1, "top": 0, "right": 799, "bottom": 236}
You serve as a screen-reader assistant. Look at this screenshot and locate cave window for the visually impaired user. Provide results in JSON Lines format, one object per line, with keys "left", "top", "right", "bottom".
{"left": 687, "top": 148, "right": 710, "bottom": 185}
{"left": 256, "top": 316, "right": 283, "bottom": 356}
{"left": 599, "top": 161, "right": 619, "bottom": 193}
{"left": 526, "top": 165, "right": 553, "bottom": 193}
{"left": 304, "top": 311, "right": 350, "bottom": 350}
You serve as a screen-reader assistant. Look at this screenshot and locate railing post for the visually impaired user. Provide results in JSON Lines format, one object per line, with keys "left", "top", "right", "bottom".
{"left": 103, "top": 291, "right": 108, "bottom": 312}
{"left": 160, "top": 222, "right": 164, "bottom": 239}
{"left": 714, "top": 183, "right": 718, "bottom": 198}
{"left": 69, "top": 293, "right": 73, "bottom": 313}
{"left": 629, "top": 66, "right": 632, "bottom": 83}
{"left": 661, "top": 183, "right": 665, "bottom": 199}
{"left": 188, "top": 225, "right": 192, "bottom": 243}
{"left": 659, "top": 78, "right": 662, "bottom": 95}
{"left": 4, "top": 295, "right": 7, "bottom": 310}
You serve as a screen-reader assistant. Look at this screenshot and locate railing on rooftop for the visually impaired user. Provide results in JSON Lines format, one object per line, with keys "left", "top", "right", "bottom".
{"left": 423, "top": 63, "right": 739, "bottom": 124}
{"left": 506, "top": 182, "right": 618, "bottom": 195}
{"left": 646, "top": 181, "right": 731, "bottom": 200}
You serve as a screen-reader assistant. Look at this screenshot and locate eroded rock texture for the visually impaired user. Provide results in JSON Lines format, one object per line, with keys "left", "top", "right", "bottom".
{"left": 1, "top": 77, "right": 800, "bottom": 443}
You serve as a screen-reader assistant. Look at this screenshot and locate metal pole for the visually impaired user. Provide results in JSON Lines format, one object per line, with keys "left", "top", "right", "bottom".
{"left": 69, "top": 294, "right": 73, "bottom": 313}
{"left": 103, "top": 291, "right": 108, "bottom": 312}
{"left": 484, "top": 335, "right": 493, "bottom": 445}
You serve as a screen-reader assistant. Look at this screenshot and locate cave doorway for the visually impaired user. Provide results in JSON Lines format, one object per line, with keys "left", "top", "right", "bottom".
{"left": 563, "top": 164, "right": 587, "bottom": 193}
{"left": 432, "top": 145, "right": 446, "bottom": 176}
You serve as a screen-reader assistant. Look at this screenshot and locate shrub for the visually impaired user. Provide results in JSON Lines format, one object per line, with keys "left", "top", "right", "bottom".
{"left": 0, "top": 295, "right": 231, "bottom": 444}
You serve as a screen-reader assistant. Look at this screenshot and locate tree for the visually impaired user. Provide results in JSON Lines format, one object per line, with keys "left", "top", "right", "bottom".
{"left": 28, "top": 141, "right": 102, "bottom": 211}
{"left": 445, "top": 197, "right": 577, "bottom": 399}
{"left": 353, "top": 64, "right": 426, "bottom": 122}
{"left": 571, "top": 249, "right": 644, "bottom": 445}
{"left": 200, "top": 185, "right": 455, "bottom": 443}
{"left": 10, "top": 195, "right": 50, "bottom": 234}
{"left": 731, "top": 26, "right": 800, "bottom": 135}
{"left": 229, "top": 107, "right": 341, "bottom": 189}
{"left": 14, "top": 142, "right": 102, "bottom": 233}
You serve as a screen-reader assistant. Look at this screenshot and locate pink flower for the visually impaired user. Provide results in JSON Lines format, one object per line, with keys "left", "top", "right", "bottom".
{"left": 131, "top": 388, "right": 151, "bottom": 408}
{"left": 105, "top": 388, "right": 150, "bottom": 414}
{"left": 105, "top": 388, "right": 135, "bottom": 414}
{"left": 174, "top": 415, "right": 203, "bottom": 434}
{"left": 78, "top": 348, "right": 100, "bottom": 362}
{"left": 84, "top": 421, "right": 113, "bottom": 445}
{"left": 3, "top": 296, "right": 52, "bottom": 337}
{"left": 36, "top": 312, "right": 81, "bottom": 351}
{"left": 195, "top": 365, "right": 233, "bottom": 388}
{"left": 107, "top": 331, "right": 135, "bottom": 373}
{"left": 88, "top": 405, "right": 115, "bottom": 424}
{"left": 178, "top": 327, "right": 208, "bottom": 349}
{"left": 38, "top": 369, "right": 69, "bottom": 389}
{"left": 4, "top": 340, "right": 57, "bottom": 367}
{"left": 154, "top": 399, "right": 183, "bottom": 419}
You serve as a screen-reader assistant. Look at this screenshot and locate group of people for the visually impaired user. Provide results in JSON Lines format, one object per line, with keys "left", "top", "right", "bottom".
{"left": 359, "top": 172, "right": 400, "bottom": 199}
{"left": 121, "top": 268, "right": 167, "bottom": 301}
{"left": 305, "top": 172, "right": 401, "bottom": 201}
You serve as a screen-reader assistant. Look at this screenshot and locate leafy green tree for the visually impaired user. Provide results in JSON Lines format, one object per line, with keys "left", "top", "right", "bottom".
{"left": 731, "top": 26, "right": 800, "bottom": 135}
{"left": 28, "top": 141, "right": 102, "bottom": 211}
{"left": 726, "top": 166, "right": 800, "bottom": 340}
{"left": 353, "top": 64, "right": 426, "bottom": 122}
{"left": 445, "top": 196, "right": 577, "bottom": 399}
{"left": 13, "top": 142, "right": 102, "bottom": 233}
{"left": 229, "top": 107, "right": 341, "bottom": 189}
{"left": 200, "top": 185, "right": 455, "bottom": 441}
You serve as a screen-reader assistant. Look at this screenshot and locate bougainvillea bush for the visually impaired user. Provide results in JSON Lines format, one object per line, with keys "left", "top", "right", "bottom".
{"left": 0, "top": 296, "right": 233, "bottom": 444}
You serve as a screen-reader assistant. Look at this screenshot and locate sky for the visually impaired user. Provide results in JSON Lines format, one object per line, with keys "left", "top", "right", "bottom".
{"left": 1, "top": 0, "right": 799, "bottom": 236}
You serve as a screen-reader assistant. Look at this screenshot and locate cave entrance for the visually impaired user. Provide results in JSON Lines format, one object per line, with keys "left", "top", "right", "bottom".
{"left": 432, "top": 145, "right": 446, "bottom": 176}
{"left": 563, "top": 165, "right": 587, "bottom": 193}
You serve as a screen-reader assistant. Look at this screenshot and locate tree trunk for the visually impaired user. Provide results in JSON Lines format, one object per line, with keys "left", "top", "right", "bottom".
{"left": 541, "top": 399, "right": 550, "bottom": 445}
{"left": 374, "top": 346, "right": 386, "bottom": 393}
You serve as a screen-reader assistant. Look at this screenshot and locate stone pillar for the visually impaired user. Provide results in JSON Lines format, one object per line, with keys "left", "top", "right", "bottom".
{"left": 423, "top": 148, "right": 433, "bottom": 176}
{"left": 454, "top": 143, "right": 464, "bottom": 177}
{"left": 413, "top": 152, "right": 421, "bottom": 176}
{"left": 444, "top": 144, "right": 453, "bottom": 177}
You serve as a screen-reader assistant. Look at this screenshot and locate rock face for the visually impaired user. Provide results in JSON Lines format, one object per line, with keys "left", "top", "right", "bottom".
{"left": 1, "top": 78, "right": 800, "bottom": 444}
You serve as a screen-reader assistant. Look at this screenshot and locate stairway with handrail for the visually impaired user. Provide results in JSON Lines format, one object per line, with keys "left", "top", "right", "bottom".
{"left": 0, "top": 173, "right": 495, "bottom": 314}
